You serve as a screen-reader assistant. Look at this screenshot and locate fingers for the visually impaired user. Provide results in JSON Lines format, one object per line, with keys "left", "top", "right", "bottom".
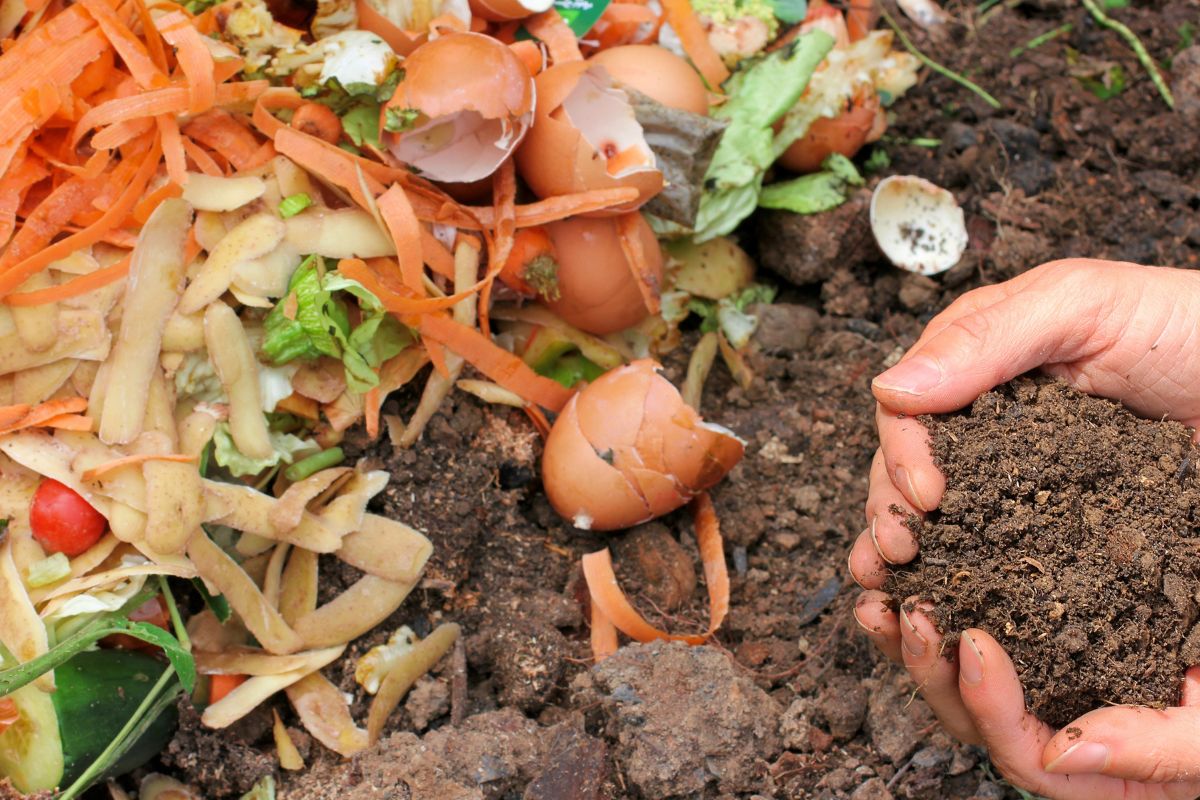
{"left": 864, "top": 449, "right": 921, "bottom": 562}
{"left": 957, "top": 629, "right": 1125, "bottom": 800}
{"left": 854, "top": 590, "right": 901, "bottom": 663}
{"left": 871, "top": 262, "right": 1121, "bottom": 416}
{"left": 899, "top": 603, "right": 981, "bottom": 744}
{"left": 1183, "top": 666, "right": 1200, "bottom": 706}
{"left": 1041, "top": 705, "right": 1200, "bottom": 784}
{"left": 876, "top": 405, "right": 944, "bottom": 513}
{"left": 849, "top": 526, "right": 889, "bottom": 590}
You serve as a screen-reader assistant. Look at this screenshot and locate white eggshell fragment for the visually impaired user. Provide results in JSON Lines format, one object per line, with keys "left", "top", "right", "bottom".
{"left": 869, "top": 175, "right": 968, "bottom": 276}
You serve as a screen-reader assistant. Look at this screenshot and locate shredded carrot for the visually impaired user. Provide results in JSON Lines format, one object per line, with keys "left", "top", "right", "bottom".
{"left": 81, "top": 452, "right": 198, "bottom": 482}
{"left": 209, "top": 673, "right": 247, "bottom": 704}
{"left": 0, "top": 177, "right": 100, "bottom": 273}
{"left": 273, "top": 127, "right": 384, "bottom": 210}
{"left": 75, "top": 81, "right": 269, "bottom": 146}
{"left": 845, "top": 0, "right": 878, "bottom": 41}
{"left": 157, "top": 11, "right": 217, "bottom": 114}
{"left": 498, "top": 226, "right": 554, "bottom": 297}
{"left": 0, "top": 405, "right": 33, "bottom": 430}
{"left": 419, "top": 227, "right": 456, "bottom": 280}
{"left": 289, "top": 102, "right": 343, "bottom": 145}
{"left": 424, "top": 338, "right": 451, "bottom": 380}
{"left": 0, "top": 30, "right": 109, "bottom": 147}
{"left": 71, "top": 46, "right": 115, "bottom": 99}
{"left": 376, "top": 185, "right": 425, "bottom": 295}
{"left": 416, "top": 313, "right": 572, "bottom": 412}
{"left": 691, "top": 492, "right": 730, "bottom": 635}
{"left": 79, "top": 0, "right": 166, "bottom": 90}
{"left": 480, "top": 158, "right": 517, "bottom": 335}
{"left": 40, "top": 414, "right": 94, "bottom": 431}
{"left": 461, "top": 187, "right": 640, "bottom": 229}
{"left": 616, "top": 212, "right": 661, "bottom": 315}
{"left": 660, "top": 0, "right": 729, "bottom": 89}
{"left": 185, "top": 109, "right": 264, "bottom": 170}
{"left": 0, "top": 156, "right": 49, "bottom": 249}
{"left": 525, "top": 9, "right": 583, "bottom": 63}
{"left": 251, "top": 87, "right": 303, "bottom": 141}
{"left": 364, "top": 386, "right": 381, "bottom": 439}
{"left": 157, "top": 114, "right": 188, "bottom": 187}
{"left": 524, "top": 404, "right": 551, "bottom": 439}
{"left": 0, "top": 397, "right": 88, "bottom": 435}
{"left": 182, "top": 136, "right": 224, "bottom": 176}
{"left": 4, "top": 252, "right": 131, "bottom": 307}
{"left": 590, "top": 601, "right": 619, "bottom": 662}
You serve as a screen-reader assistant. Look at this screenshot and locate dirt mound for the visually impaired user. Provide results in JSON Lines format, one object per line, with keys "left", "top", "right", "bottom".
{"left": 891, "top": 377, "right": 1200, "bottom": 727}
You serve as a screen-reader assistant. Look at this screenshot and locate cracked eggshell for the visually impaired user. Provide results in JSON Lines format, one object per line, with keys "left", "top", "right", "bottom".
{"left": 468, "top": 0, "right": 553, "bottom": 21}
{"left": 588, "top": 45, "right": 709, "bottom": 116}
{"left": 515, "top": 62, "right": 663, "bottom": 215}
{"left": 542, "top": 360, "right": 744, "bottom": 531}
{"left": 383, "top": 32, "right": 534, "bottom": 183}
{"left": 543, "top": 213, "right": 662, "bottom": 335}
{"left": 869, "top": 175, "right": 968, "bottom": 276}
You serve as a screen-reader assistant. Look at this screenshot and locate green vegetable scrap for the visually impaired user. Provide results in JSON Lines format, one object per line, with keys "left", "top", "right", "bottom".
{"left": 212, "top": 422, "right": 317, "bottom": 478}
{"left": 278, "top": 192, "right": 313, "bottom": 218}
{"left": 301, "top": 72, "right": 402, "bottom": 148}
{"left": 758, "top": 153, "right": 863, "bottom": 215}
{"left": 692, "top": 0, "right": 780, "bottom": 36}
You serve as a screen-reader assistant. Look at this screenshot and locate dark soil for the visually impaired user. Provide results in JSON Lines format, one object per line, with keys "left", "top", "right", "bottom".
{"left": 161, "top": 3, "right": 1200, "bottom": 799}
{"left": 890, "top": 377, "right": 1200, "bottom": 728}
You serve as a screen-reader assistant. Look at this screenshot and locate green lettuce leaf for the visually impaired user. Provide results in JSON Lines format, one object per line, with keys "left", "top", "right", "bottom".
{"left": 694, "top": 31, "right": 834, "bottom": 241}
{"left": 211, "top": 423, "right": 318, "bottom": 477}
{"left": 758, "top": 153, "right": 863, "bottom": 214}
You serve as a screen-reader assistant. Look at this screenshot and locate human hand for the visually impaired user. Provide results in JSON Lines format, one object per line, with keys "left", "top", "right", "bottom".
{"left": 847, "top": 258, "right": 1200, "bottom": 796}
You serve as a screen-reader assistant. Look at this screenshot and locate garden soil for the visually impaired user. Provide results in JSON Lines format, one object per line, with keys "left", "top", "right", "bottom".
{"left": 161, "top": 2, "right": 1200, "bottom": 798}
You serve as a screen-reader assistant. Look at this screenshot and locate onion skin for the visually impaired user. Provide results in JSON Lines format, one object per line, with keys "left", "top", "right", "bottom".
{"left": 543, "top": 213, "right": 662, "bottom": 335}
{"left": 777, "top": 92, "right": 882, "bottom": 174}
{"left": 515, "top": 61, "right": 663, "bottom": 215}
{"left": 542, "top": 360, "right": 744, "bottom": 531}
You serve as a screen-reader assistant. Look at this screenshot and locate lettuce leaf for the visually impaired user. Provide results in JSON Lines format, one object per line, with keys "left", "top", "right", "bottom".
{"left": 261, "top": 258, "right": 414, "bottom": 394}
{"left": 694, "top": 31, "right": 834, "bottom": 241}
{"left": 211, "top": 422, "right": 318, "bottom": 477}
{"left": 758, "top": 153, "right": 864, "bottom": 214}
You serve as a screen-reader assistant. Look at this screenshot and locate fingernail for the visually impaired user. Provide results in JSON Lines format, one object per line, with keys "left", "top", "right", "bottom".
{"left": 873, "top": 356, "right": 943, "bottom": 396}
{"left": 1044, "top": 742, "right": 1110, "bottom": 775}
{"left": 895, "top": 466, "right": 931, "bottom": 512}
{"left": 960, "top": 631, "right": 984, "bottom": 686}
{"left": 869, "top": 516, "right": 896, "bottom": 564}
{"left": 852, "top": 599, "right": 875, "bottom": 633}
{"left": 899, "top": 607, "right": 927, "bottom": 658}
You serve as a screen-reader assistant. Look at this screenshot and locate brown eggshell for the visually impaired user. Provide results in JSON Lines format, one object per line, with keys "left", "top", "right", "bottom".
{"left": 588, "top": 45, "right": 709, "bottom": 116}
{"left": 394, "top": 32, "right": 533, "bottom": 120}
{"left": 541, "top": 360, "right": 745, "bottom": 531}
{"left": 541, "top": 392, "right": 650, "bottom": 530}
{"left": 514, "top": 62, "right": 662, "bottom": 214}
{"left": 777, "top": 93, "right": 880, "bottom": 173}
{"left": 468, "top": 0, "right": 552, "bottom": 21}
{"left": 543, "top": 213, "right": 662, "bottom": 336}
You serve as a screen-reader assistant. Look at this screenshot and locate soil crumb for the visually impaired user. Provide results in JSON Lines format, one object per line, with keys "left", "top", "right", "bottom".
{"left": 890, "top": 376, "right": 1200, "bottom": 728}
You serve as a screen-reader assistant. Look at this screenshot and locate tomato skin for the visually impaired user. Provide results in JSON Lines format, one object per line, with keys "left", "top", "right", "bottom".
{"left": 208, "top": 674, "right": 247, "bottom": 704}
{"left": 101, "top": 596, "right": 171, "bottom": 651}
{"left": 29, "top": 479, "right": 107, "bottom": 557}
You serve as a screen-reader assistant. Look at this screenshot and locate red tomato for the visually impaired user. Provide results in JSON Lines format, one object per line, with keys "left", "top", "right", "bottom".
{"left": 29, "top": 479, "right": 107, "bottom": 557}
{"left": 101, "top": 596, "right": 171, "bottom": 651}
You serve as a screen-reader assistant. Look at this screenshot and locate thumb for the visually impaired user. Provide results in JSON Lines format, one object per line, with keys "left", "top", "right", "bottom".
{"left": 1042, "top": 703, "right": 1200, "bottom": 783}
{"left": 872, "top": 268, "right": 1116, "bottom": 414}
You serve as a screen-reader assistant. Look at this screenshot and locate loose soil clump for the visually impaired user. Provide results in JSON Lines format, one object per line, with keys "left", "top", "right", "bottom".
{"left": 891, "top": 376, "right": 1200, "bottom": 728}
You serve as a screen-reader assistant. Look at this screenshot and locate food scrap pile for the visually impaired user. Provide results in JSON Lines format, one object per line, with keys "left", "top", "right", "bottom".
{"left": 0, "top": 0, "right": 921, "bottom": 792}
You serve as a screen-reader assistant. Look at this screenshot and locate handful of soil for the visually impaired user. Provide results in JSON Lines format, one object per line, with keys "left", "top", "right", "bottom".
{"left": 889, "top": 376, "right": 1200, "bottom": 728}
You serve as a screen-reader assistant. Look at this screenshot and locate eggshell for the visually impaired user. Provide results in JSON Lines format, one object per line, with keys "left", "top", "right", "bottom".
{"left": 543, "top": 213, "right": 662, "bottom": 335}
{"left": 468, "top": 0, "right": 552, "bottom": 21}
{"left": 515, "top": 62, "right": 662, "bottom": 214}
{"left": 383, "top": 33, "right": 534, "bottom": 182}
{"left": 869, "top": 175, "right": 968, "bottom": 275}
{"left": 541, "top": 360, "right": 744, "bottom": 531}
{"left": 589, "top": 45, "right": 709, "bottom": 115}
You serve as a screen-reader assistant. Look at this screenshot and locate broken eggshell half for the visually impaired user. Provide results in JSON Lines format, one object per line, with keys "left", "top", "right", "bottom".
{"left": 515, "top": 62, "right": 663, "bottom": 215}
{"left": 468, "top": 0, "right": 553, "bottom": 22}
{"left": 542, "top": 359, "right": 744, "bottom": 531}
{"left": 382, "top": 32, "right": 534, "bottom": 183}
{"left": 869, "top": 175, "right": 968, "bottom": 276}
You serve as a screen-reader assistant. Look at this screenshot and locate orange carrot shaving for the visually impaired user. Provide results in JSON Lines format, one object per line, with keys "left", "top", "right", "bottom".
{"left": 135, "top": 179, "right": 183, "bottom": 224}
{"left": 208, "top": 673, "right": 247, "bottom": 704}
{"left": 525, "top": 9, "right": 583, "bottom": 64}
{"left": 184, "top": 109, "right": 263, "bottom": 170}
{"left": 419, "top": 227, "right": 456, "bottom": 280}
{"left": 71, "top": 45, "right": 115, "bottom": 99}
{"left": 182, "top": 136, "right": 223, "bottom": 175}
{"left": 616, "top": 211, "right": 660, "bottom": 315}
{"left": 0, "top": 156, "right": 49, "bottom": 249}
{"left": 508, "top": 40, "right": 544, "bottom": 75}
{"left": 845, "top": 0, "right": 878, "bottom": 41}
{"left": 252, "top": 88, "right": 303, "bottom": 141}
{"left": 461, "top": 187, "right": 640, "bottom": 229}
{"left": 157, "top": 114, "right": 188, "bottom": 187}
{"left": 273, "top": 127, "right": 384, "bottom": 210}
{"left": 156, "top": 11, "right": 216, "bottom": 114}
{"left": 524, "top": 404, "right": 551, "bottom": 439}
{"left": 75, "top": 81, "right": 268, "bottom": 146}
{"left": 81, "top": 452, "right": 198, "bottom": 482}
{"left": 79, "top": 0, "right": 167, "bottom": 90}
{"left": 424, "top": 338, "right": 450, "bottom": 380}
{"left": 364, "top": 386, "right": 381, "bottom": 439}
{"left": 4, "top": 252, "right": 131, "bottom": 307}
{"left": 498, "top": 226, "right": 554, "bottom": 298}
{"left": 0, "top": 177, "right": 100, "bottom": 273}
{"left": 480, "top": 158, "right": 516, "bottom": 335}
{"left": 581, "top": 492, "right": 729, "bottom": 648}
{"left": 0, "top": 141, "right": 160, "bottom": 299}
{"left": 277, "top": 393, "right": 320, "bottom": 420}
{"left": 0, "top": 405, "right": 33, "bottom": 430}
{"left": 660, "top": 0, "right": 729, "bottom": 89}
{"left": 289, "top": 102, "right": 343, "bottom": 145}
{"left": 376, "top": 185, "right": 425, "bottom": 295}
{"left": 0, "top": 397, "right": 88, "bottom": 435}
{"left": 590, "top": 601, "right": 619, "bottom": 662}
{"left": 416, "top": 313, "right": 572, "bottom": 412}
{"left": 40, "top": 414, "right": 94, "bottom": 431}
{"left": 0, "top": 29, "right": 108, "bottom": 147}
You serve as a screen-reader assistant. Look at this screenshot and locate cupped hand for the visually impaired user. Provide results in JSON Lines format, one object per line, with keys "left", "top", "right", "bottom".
{"left": 848, "top": 258, "right": 1200, "bottom": 797}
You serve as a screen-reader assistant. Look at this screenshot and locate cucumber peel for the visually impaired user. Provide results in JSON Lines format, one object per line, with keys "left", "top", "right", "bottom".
{"left": 0, "top": 682, "right": 65, "bottom": 792}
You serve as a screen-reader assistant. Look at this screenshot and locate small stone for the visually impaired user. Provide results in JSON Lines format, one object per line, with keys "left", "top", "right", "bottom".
{"left": 820, "top": 767, "right": 857, "bottom": 791}
{"left": 817, "top": 676, "right": 868, "bottom": 741}
{"left": 771, "top": 532, "right": 801, "bottom": 550}
{"left": 404, "top": 677, "right": 450, "bottom": 731}
{"left": 1172, "top": 46, "right": 1200, "bottom": 120}
{"left": 779, "top": 697, "right": 812, "bottom": 750}
{"left": 898, "top": 273, "right": 940, "bottom": 311}
{"left": 752, "top": 303, "right": 820, "bottom": 353}
{"left": 613, "top": 523, "right": 696, "bottom": 611}
{"left": 865, "top": 671, "right": 936, "bottom": 763}
{"left": 793, "top": 485, "right": 822, "bottom": 516}
{"left": 756, "top": 191, "right": 875, "bottom": 286}
{"left": 851, "top": 777, "right": 894, "bottom": 800}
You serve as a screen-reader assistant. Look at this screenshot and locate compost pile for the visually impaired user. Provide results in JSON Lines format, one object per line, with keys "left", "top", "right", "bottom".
{"left": 891, "top": 376, "right": 1200, "bottom": 728}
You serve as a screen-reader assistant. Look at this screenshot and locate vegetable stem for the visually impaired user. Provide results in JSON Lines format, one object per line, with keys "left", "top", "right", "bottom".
{"left": 1010, "top": 23, "right": 1073, "bottom": 58}
{"left": 58, "top": 667, "right": 180, "bottom": 800}
{"left": 1079, "top": 0, "right": 1174, "bottom": 109}
{"left": 158, "top": 575, "right": 191, "bottom": 652}
{"left": 284, "top": 447, "right": 345, "bottom": 482}
{"left": 880, "top": 5, "right": 1002, "bottom": 109}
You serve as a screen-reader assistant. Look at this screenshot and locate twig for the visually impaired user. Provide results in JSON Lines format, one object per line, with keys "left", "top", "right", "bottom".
{"left": 1079, "top": 0, "right": 1175, "bottom": 109}
{"left": 1009, "top": 23, "right": 1073, "bottom": 59}
{"left": 880, "top": 5, "right": 1003, "bottom": 109}
{"left": 449, "top": 635, "right": 467, "bottom": 726}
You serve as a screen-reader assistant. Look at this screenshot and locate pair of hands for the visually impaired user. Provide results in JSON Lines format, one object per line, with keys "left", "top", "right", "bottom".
{"left": 851, "top": 259, "right": 1200, "bottom": 799}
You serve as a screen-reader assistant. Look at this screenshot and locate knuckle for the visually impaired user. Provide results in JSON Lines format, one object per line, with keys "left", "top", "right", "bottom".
{"left": 946, "top": 311, "right": 995, "bottom": 349}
